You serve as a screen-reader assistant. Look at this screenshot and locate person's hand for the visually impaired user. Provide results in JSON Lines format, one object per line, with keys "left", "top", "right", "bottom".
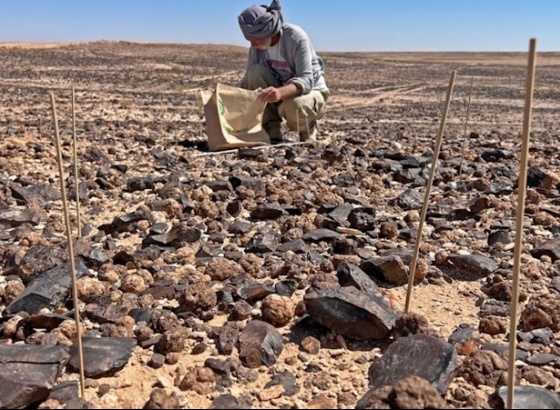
{"left": 258, "top": 86, "right": 282, "bottom": 103}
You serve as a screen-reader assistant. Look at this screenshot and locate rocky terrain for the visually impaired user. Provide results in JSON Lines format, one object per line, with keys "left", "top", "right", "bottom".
{"left": 1, "top": 42, "right": 560, "bottom": 409}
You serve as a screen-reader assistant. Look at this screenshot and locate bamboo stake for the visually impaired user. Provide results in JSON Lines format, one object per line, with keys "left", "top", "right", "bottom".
{"left": 404, "top": 70, "right": 457, "bottom": 313}
{"left": 457, "top": 76, "right": 475, "bottom": 184}
{"left": 50, "top": 92, "right": 86, "bottom": 399}
{"left": 72, "top": 87, "right": 82, "bottom": 238}
{"left": 507, "top": 37, "right": 537, "bottom": 410}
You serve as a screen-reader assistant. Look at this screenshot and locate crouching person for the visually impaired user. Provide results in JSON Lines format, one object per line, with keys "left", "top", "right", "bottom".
{"left": 238, "top": 0, "right": 329, "bottom": 142}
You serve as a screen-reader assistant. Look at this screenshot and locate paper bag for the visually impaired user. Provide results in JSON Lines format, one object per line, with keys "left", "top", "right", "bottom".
{"left": 200, "top": 83, "right": 271, "bottom": 151}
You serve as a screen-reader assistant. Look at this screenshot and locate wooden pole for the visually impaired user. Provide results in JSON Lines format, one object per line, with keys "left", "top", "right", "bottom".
{"left": 404, "top": 70, "right": 456, "bottom": 313}
{"left": 507, "top": 37, "right": 537, "bottom": 410}
{"left": 72, "top": 87, "right": 82, "bottom": 238}
{"left": 50, "top": 92, "right": 86, "bottom": 399}
{"left": 458, "top": 76, "right": 475, "bottom": 183}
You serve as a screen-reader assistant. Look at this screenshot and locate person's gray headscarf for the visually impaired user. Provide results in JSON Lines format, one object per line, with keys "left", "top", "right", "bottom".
{"left": 238, "top": 0, "right": 283, "bottom": 41}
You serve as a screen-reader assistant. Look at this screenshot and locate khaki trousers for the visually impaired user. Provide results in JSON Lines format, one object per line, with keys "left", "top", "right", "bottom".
{"left": 242, "top": 63, "right": 328, "bottom": 133}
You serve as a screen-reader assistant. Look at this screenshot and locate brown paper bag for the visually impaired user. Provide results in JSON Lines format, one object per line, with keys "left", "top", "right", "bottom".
{"left": 200, "top": 83, "right": 271, "bottom": 151}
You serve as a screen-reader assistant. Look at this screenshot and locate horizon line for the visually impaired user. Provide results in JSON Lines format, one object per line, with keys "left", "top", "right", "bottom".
{"left": 0, "top": 39, "right": 557, "bottom": 54}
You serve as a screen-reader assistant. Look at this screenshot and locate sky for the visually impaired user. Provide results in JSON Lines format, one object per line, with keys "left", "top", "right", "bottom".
{"left": 1, "top": 1, "right": 559, "bottom": 52}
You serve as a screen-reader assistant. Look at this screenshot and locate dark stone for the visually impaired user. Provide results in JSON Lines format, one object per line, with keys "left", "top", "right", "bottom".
{"left": 367, "top": 334, "right": 458, "bottom": 395}
{"left": 480, "top": 149, "right": 513, "bottom": 162}
{"left": 265, "top": 371, "right": 299, "bottom": 396}
{"left": 83, "top": 246, "right": 111, "bottom": 267}
{"left": 302, "top": 228, "right": 343, "bottom": 242}
{"left": 395, "top": 188, "right": 423, "bottom": 210}
{"left": 480, "top": 343, "right": 529, "bottom": 361}
{"left": 149, "top": 222, "right": 171, "bottom": 235}
{"left": 488, "top": 230, "right": 511, "bottom": 246}
{"left": 238, "top": 320, "right": 284, "bottom": 368}
{"left": 209, "top": 232, "right": 227, "bottom": 243}
{"left": 468, "top": 195, "right": 494, "bottom": 214}
{"left": 371, "top": 158, "right": 403, "bottom": 173}
{"left": 531, "top": 237, "right": 560, "bottom": 262}
{"left": 274, "top": 279, "right": 297, "bottom": 297}
{"left": 359, "top": 255, "right": 408, "bottom": 286}
{"left": 6, "top": 258, "right": 89, "bottom": 315}
{"left": 68, "top": 337, "right": 136, "bottom": 378}
{"left": 95, "top": 177, "right": 114, "bottom": 190}
{"left": 394, "top": 167, "right": 421, "bottom": 184}
{"left": 84, "top": 298, "right": 131, "bottom": 324}
{"left": 250, "top": 204, "right": 288, "bottom": 220}
{"left": 218, "top": 322, "right": 239, "bottom": 355}
{"left": 204, "top": 358, "right": 233, "bottom": 387}
{"left": 245, "top": 232, "right": 279, "bottom": 254}
{"left": 112, "top": 164, "right": 128, "bottom": 173}
{"left": 149, "top": 353, "right": 166, "bottom": 369}
{"left": 447, "top": 254, "right": 498, "bottom": 278}
{"left": 210, "top": 393, "right": 253, "bottom": 409}
{"left": 142, "top": 285, "right": 176, "bottom": 301}
{"left": 228, "top": 220, "right": 253, "bottom": 234}
{"left": 332, "top": 172, "right": 357, "bottom": 187}
{"left": 552, "top": 277, "right": 560, "bottom": 293}
{"left": 336, "top": 262, "right": 381, "bottom": 296}
{"left": 322, "top": 146, "right": 344, "bottom": 164}
{"left": 304, "top": 286, "right": 397, "bottom": 340}
{"left": 480, "top": 299, "right": 511, "bottom": 318}
{"left": 98, "top": 207, "right": 153, "bottom": 234}
{"left": 229, "top": 175, "right": 265, "bottom": 193}
{"left": 328, "top": 203, "right": 354, "bottom": 225}
{"left": 448, "top": 324, "right": 479, "bottom": 346}
{"left": 315, "top": 215, "right": 341, "bottom": 230}
{"left": 10, "top": 183, "right": 61, "bottom": 206}
{"left": 125, "top": 175, "right": 166, "bottom": 192}
{"left": 495, "top": 385, "right": 560, "bottom": 409}
{"left": 237, "top": 282, "right": 275, "bottom": 304}
{"left": 486, "top": 179, "right": 514, "bottom": 196}
{"left": 28, "top": 313, "right": 72, "bottom": 331}
{"left": 307, "top": 250, "right": 328, "bottom": 265}
{"left": 191, "top": 343, "right": 207, "bottom": 355}
{"left": 211, "top": 190, "right": 232, "bottom": 202}
{"left": 0, "top": 344, "right": 70, "bottom": 409}
{"left": 48, "top": 381, "right": 80, "bottom": 404}
{"left": 205, "top": 179, "right": 233, "bottom": 192}
{"left": 451, "top": 208, "right": 477, "bottom": 221}
{"left": 526, "top": 353, "right": 559, "bottom": 366}
{"left": 128, "top": 308, "right": 153, "bottom": 324}
{"left": 277, "top": 239, "right": 308, "bottom": 254}
{"left": 348, "top": 208, "right": 377, "bottom": 231}
{"left": 332, "top": 237, "right": 357, "bottom": 255}
{"left": 151, "top": 148, "right": 179, "bottom": 168}
{"left": 226, "top": 200, "right": 242, "bottom": 217}
{"left": 232, "top": 300, "right": 253, "bottom": 321}
{"left": 142, "top": 224, "right": 201, "bottom": 248}
{"left": 526, "top": 328, "right": 555, "bottom": 345}
{"left": 0, "top": 208, "right": 41, "bottom": 227}
{"left": 526, "top": 167, "right": 547, "bottom": 187}
{"left": 305, "top": 362, "right": 323, "bottom": 373}
{"left": 140, "top": 335, "right": 162, "bottom": 349}
{"left": 413, "top": 167, "right": 436, "bottom": 187}
{"left": 234, "top": 365, "right": 259, "bottom": 384}
{"left": 205, "top": 357, "right": 230, "bottom": 374}
{"left": 5, "top": 243, "right": 68, "bottom": 282}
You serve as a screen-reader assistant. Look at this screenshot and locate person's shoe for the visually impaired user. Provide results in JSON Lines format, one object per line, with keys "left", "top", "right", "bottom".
{"left": 299, "top": 125, "right": 317, "bottom": 142}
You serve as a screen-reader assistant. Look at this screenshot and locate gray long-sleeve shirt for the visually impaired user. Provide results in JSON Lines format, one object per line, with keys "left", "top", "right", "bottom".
{"left": 240, "top": 23, "right": 328, "bottom": 95}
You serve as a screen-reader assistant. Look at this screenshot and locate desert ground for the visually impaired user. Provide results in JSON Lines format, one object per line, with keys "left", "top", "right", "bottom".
{"left": 1, "top": 41, "right": 560, "bottom": 409}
